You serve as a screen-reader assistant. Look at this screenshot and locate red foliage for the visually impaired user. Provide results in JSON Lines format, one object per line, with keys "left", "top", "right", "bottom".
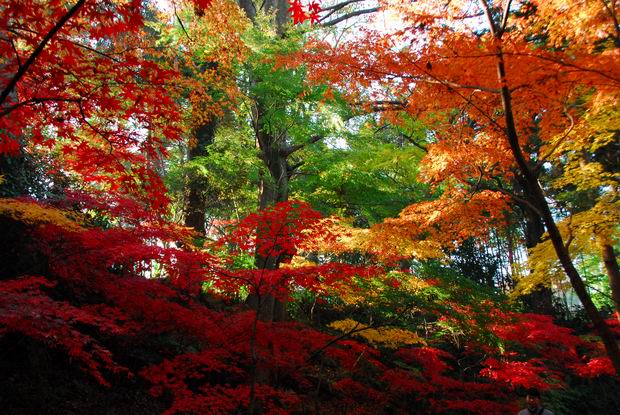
{"left": 287, "top": 0, "right": 321, "bottom": 25}
{"left": 288, "top": 0, "right": 308, "bottom": 25}
{"left": 0, "top": 0, "right": 186, "bottom": 211}
{"left": 307, "top": 1, "right": 321, "bottom": 24}
{"left": 0, "top": 276, "right": 131, "bottom": 386}
{"left": 480, "top": 357, "right": 553, "bottom": 390}
{"left": 386, "top": 346, "right": 518, "bottom": 414}
{"left": 573, "top": 357, "right": 615, "bottom": 378}
{"left": 214, "top": 201, "right": 381, "bottom": 299}
{"left": 219, "top": 200, "right": 323, "bottom": 260}
{"left": 1, "top": 198, "right": 617, "bottom": 413}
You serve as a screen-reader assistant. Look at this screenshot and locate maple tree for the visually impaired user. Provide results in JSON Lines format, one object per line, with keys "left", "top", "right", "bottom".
{"left": 1, "top": 0, "right": 188, "bottom": 210}
{"left": 3, "top": 194, "right": 616, "bottom": 413}
{"left": 294, "top": 0, "right": 620, "bottom": 373}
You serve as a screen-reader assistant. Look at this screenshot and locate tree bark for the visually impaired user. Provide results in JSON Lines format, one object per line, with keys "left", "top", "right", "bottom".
{"left": 184, "top": 119, "right": 217, "bottom": 235}
{"left": 239, "top": 0, "right": 292, "bottom": 323}
{"left": 493, "top": 45, "right": 620, "bottom": 374}
{"left": 246, "top": 100, "right": 291, "bottom": 322}
{"left": 601, "top": 241, "right": 620, "bottom": 324}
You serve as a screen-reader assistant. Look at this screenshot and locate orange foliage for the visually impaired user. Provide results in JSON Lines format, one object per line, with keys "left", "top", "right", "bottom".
{"left": 286, "top": 0, "right": 620, "bottom": 256}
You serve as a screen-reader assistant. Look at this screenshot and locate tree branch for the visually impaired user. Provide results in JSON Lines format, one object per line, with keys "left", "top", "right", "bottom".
{"left": 499, "top": 0, "right": 512, "bottom": 35}
{"left": 173, "top": 1, "right": 193, "bottom": 42}
{"left": 321, "top": 0, "right": 367, "bottom": 12}
{"left": 400, "top": 133, "right": 428, "bottom": 153}
{"left": 281, "top": 135, "right": 324, "bottom": 157}
{"left": 536, "top": 108, "right": 575, "bottom": 169}
{"left": 0, "top": 0, "right": 86, "bottom": 109}
{"left": 321, "top": 7, "right": 380, "bottom": 26}
{"left": 0, "top": 97, "right": 81, "bottom": 118}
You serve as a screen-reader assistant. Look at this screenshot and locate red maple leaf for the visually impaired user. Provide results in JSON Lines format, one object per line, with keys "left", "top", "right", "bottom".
{"left": 288, "top": 0, "right": 308, "bottom": 24}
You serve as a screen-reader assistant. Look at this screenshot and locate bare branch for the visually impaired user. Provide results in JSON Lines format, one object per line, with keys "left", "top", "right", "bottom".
{"left": 173, "top": 1, "right": 193, "bottom": 42}
{"left": 414, "top": 77, "right": 500, "bottom": 94}
{"left": 492, "top": 177, "right": 543, "bottom": 216}
{"left": 9, "top": 38, "right": 22, "bottom": 69}
{"left": 536, "top": 108, "right": 575, "bottom": 168}
{"left": 400, "top": 134, "right": 428, "bottom": 153}
{"left": 321, "top": 7, "right": 380, "bottom": 26}
{"left": 0, "top": 97, "right": 81, "bottom": 118}
{"left": 500, "top": 0, "right": 512, "bottom": 34}
{"left": 321, "top": 0, "right": 367, "bottom": 12}
{"left": 480, "top": 0, "right": 498, "bottom": 37}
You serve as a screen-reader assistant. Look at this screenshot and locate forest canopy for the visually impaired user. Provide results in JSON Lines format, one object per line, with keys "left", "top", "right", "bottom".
{"left": 1, "top": 0, "right": 619, "bottom": 414}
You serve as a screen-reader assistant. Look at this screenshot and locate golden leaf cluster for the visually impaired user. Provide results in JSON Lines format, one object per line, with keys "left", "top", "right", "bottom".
{"left": 512, "top": 198, "right": 620, "bottom": 298}
{"left": 0, "top": 198, "right": 83, "bottom": 232}
{"left": 329, "top": 318, "right": 426, "bottom": 349}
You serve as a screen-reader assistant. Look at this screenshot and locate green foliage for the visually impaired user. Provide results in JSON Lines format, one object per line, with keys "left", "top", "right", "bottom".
{"left": 165, "top": 119, "right": 261, "bottom": 222}
{"left": 292, "top": 118, "right": 431, "bottom": 225}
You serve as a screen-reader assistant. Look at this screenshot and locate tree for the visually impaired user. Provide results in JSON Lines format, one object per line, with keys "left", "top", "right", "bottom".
{"left": 151, "top": 0, "right": 250, "bottom": 234}
{"left": 515, "top": 98, "right": 620, "bottom": 321}
{"left": 296, "top": 0, "right": 620, "bottom": 372}
{"left": 0, "top": 0, "right": 207, "bottom": 210}
{"left": 232, "top": 1, "right": 341, "bottom": 321}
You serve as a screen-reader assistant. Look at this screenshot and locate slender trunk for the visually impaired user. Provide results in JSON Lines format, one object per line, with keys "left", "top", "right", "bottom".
{"left": 494, "top": 46, "right": 620, "bottom": 373}
{"left": 600, "top": 241, "right": 620, "bottom": 324}
{"left": 520, "top": 193, "right": 554, "bottom": 314}
{"left": 506, "top": 225, "right": 518, "bottom": 289}
{"left": 184, "top": 120, "right": 217, "bottom": 235}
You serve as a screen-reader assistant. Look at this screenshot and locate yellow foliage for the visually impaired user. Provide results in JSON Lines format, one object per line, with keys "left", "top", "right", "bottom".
{"left": 0, "top": 198, "right": 83, "bottom": 232}
{"left": 329, "top": 318, "right": 426, "bottom": 349}
{"left": 527, "top": 0, "right": 620, "bottom": 50}
{"left": 281, "top": 255, "right": 318, "bottom": 269}
{"left": 546, "top": 96, "right": 620, "bottom": 192}
{"left": 328, "top": 271, "right": 430, "bottom": 307}
{"left": 513, "top": 94, "right": 620, "bottom": 299}
{"left": 511, "top": 198, "right": 620, "bottom": 299}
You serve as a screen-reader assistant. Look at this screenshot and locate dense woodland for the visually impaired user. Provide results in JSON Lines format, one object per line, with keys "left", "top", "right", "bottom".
{"left": 1, "top": 0, "right": 619, "bottom": 414}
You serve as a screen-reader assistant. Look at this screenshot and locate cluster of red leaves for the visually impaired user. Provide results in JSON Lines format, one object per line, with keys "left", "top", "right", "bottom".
{"left": 379, "top": 347, "right": 517, "bottom": 414}
{"left": 0, "top": 0, "right": 187, "bottom": 211}
{"left": 219, "top": 200, "right": 324, "bottom": 260}
{"left": 288, "top": 0, "right": 321, "bottom": 25}
{"left": 0, "top": 198, "right": 384, "bottom": 413}
{"left": 141, "top": 320, "right": 332, "bottom": 414}
{"left": 213, "top": 201, "right": 379, "bottom": 299}
{"left": 489, "top": 311, "right": 614, "bottom": 380}
{"left": 1, "top": 198, "right": 618, "bottom": 414}
{"left": 0, "top": 276, "right": 132, "bottom": 386}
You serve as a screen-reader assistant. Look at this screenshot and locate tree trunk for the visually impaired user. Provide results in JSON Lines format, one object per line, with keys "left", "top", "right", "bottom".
{"left": 237, "top": 0, "right": 293, "bottom": 323}
{"left": 493, "top": 44, "right": 620, "bottom": 374}
{"left": 518, "top": 191, "right": 554, "bottom": 314}
{"left": 184, "top": 119, "right": 217, "bottom": 235}
{"left": 601, "top": 241, "right": 620, "bottom": 324}
{"left": 246, "top": 100, "right": 291, "bottom": 322}
{"left": 241, "top": 5, "right": 292, "bottom": 411}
